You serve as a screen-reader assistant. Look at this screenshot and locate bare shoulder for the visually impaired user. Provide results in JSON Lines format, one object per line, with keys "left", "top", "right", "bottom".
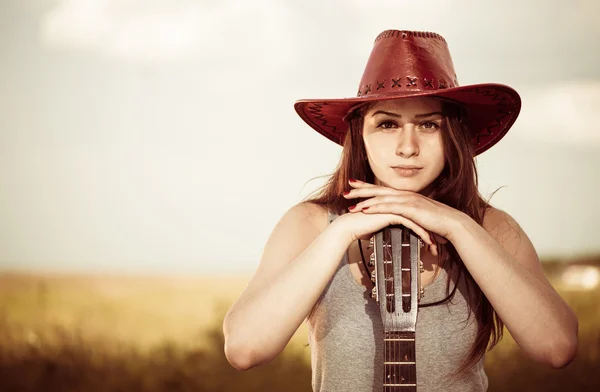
{"left": 482, "top": 206, "right": 524, "bottom": 245}
{"left": 279, "top": 201, "right": 330, "bottom": 235}
{"left": 482, "top": 206, "right": 552, "bottom": 287}
{"left": 251, "top": 201, "right": 329, "bottom": 280}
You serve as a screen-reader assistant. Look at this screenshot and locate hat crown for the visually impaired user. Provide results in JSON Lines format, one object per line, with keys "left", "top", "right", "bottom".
{"left": 357, "top": 30, "right": 458, "bottom": 97}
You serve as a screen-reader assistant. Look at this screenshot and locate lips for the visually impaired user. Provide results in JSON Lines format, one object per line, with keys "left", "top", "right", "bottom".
{"left": 392, "top": 166, "right": 422, "bottom": 170}
{"left": 392, "top": 166, "right": 422, "bottom": 177}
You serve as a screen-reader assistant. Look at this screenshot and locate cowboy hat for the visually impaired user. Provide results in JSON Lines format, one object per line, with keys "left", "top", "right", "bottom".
{"left": 294, "top": 29, "right": 521, "bottom": 155}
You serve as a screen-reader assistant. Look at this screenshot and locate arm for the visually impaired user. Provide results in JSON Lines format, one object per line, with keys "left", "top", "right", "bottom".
{"left": 223, "top": 202, "right": 351, "bottom": 370}
{"left": 447, "top": 207, "right": 578, "bottom": 369}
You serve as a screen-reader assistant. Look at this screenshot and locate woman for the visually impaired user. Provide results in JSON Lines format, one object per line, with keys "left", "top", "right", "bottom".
{"left": 223, "top": 29, "right": 578, "bottom": 391}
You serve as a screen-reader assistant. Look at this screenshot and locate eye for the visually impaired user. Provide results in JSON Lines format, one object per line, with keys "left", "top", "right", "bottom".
{"left": 377, "top": 120, "right": 398, "bottom": 130}
{"left": 419, "top": 121, "right": 441, "bottom": 131}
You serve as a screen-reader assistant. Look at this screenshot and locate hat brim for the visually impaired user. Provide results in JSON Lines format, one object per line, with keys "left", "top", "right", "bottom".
{"left": 294, "top": 83, "right": 521, "bottom": 156}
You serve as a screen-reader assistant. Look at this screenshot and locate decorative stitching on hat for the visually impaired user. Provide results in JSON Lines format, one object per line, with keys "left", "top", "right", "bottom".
{"left": 471, "top": 87, "right": 515, "bottom": 147}
{"left": 359, "top": 77, "right": 453, "bottom": 96}
{"left": 304, "top": 103, "right": 342, "bottom": 138}
{"left": 375, "top": 30, "right": 446, "bottom": 43}
{"left": 406, "top": 76, "right": 417, "bottom": 87}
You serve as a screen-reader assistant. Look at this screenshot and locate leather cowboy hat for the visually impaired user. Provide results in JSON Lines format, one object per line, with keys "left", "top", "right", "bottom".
{"left": 294, "top": 29, "right": 521, "bottom": 155}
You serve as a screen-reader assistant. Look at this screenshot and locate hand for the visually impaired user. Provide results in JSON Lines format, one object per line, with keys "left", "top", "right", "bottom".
{"left": 342, "top": 180, "right": 464, "bottom": 254}
{"left": 335, "top": 208, "right": 440, "bottom": 256}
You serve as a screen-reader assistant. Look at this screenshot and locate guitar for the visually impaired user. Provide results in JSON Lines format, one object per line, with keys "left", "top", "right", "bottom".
{"left": 370, "top": 225, "right": 425, "bottom": 392}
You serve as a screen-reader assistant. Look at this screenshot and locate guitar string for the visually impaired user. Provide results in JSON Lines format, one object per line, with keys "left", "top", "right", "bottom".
{"left": 390, "top": 229, "right": 396, "bottom": 389}
{"left": 386, "top": 229, "right": 392, "bottom": 389}
{"left": 387, "top": 229, "right": 397, "bottom": 390}
{"left": 389, "top": 233, "right": 394, "bottom": 389}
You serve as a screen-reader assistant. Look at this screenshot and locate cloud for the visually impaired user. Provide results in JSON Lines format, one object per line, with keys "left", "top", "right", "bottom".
{"left": 39, "top": 0, "right": 599, "bottom": 83}
{"left": 40, "top": 0, "right": 294, "bottom": 64}
{"left": 512, "top": 81, "right": 600, "bottom": 146}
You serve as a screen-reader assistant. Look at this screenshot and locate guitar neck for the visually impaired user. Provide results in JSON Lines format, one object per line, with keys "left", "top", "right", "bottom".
{"left": 383, "top": 330, "right": 416, "bottom": 391}
{"left": 373, "top": 226, "right": 421, "bottom": 391}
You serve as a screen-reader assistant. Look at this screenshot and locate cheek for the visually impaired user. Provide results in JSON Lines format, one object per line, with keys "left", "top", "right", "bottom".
{"left": 433, "top": 147, "right": 446, "bottom": 173}
{"left": 364, "top": 134, "right": 395, "bottom": 161}
{"left": 424, "top": 138, "right": 445, "bottom": 172}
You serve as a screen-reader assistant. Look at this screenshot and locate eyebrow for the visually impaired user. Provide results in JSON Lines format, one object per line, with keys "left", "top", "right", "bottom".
{"left": 371, "top": 110, "right": 443, "bottom": 119}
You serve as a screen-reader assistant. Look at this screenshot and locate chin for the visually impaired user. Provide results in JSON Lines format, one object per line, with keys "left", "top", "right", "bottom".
{"left": 382, "top": 178, "right": 425, "bottom": 193}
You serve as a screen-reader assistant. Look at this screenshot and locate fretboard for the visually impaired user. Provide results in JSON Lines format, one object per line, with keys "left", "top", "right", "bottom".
{"left": 383, "top": 330, "right": 416, "bottom": 391}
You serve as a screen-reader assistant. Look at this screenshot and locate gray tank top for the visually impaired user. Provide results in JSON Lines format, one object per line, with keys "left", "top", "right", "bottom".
{"left": 306, "top": 211, "right": 488, "bottom": 392}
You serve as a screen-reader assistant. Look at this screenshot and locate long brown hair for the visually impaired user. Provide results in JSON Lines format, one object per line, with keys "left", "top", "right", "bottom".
{"left": 302, "top": 98, "right": 504, "bottom": 380}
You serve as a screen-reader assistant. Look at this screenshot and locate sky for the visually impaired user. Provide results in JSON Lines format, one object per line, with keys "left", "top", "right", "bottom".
{"left": 0, "top": 0, "right": 599, "bottom": 275}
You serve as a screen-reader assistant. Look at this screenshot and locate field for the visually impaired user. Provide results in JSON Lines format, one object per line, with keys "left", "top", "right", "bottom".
{"left": 0, "top": 258, "right": 599, "bottom": 391}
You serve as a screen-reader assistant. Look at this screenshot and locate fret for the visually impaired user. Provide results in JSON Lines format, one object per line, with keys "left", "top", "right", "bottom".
{"left": 383, "top": 338, "right": 415, "bottom": 341}
{"left": 384, "top": 384, "right": 417, "bottom": 387}
{"left": 384, "top": 361, "right": 416, "bottom": 364}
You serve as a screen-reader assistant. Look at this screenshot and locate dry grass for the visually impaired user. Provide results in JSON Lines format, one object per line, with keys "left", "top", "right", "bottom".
{"left": 0, "top": 258, "right": 599, "bottom": 391}
{"left": 0, "top": 273, "right": 252, "bottom": 351}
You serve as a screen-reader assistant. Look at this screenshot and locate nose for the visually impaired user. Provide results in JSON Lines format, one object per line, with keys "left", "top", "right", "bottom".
{"left": 395, "top": 124, "right": 419, "bottom": 158}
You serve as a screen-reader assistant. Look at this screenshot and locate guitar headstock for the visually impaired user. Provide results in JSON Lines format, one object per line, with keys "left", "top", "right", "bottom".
{"left": 370, "top": 225, "right": 425, "bottom": 332}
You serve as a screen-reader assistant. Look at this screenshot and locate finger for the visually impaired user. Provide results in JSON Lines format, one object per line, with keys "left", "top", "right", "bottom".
{"left": 348, "top": 179, "right": 377, "bottom": 188}
{"left": 375, "top": 213, "right": 434, "bottom": 248}
{"left": 347, "top": 188, "right": 415, "bottom": 203}
{"left": 355, "top": 200, "right": 417, "bottom": 219}
{"left": 344, "top": 186, "right": 400, "bottom": 199}
{"left": 429, "top": 244, "right": 439, "bottom": 257}
{"left": 360, "top": 205, "right": 434, "bottom": 247}
{"left": 428, "top": 232, "right": 440, "bottom": 256}
{"left": 352, "top": 194, "right": 409, "bottom": 207}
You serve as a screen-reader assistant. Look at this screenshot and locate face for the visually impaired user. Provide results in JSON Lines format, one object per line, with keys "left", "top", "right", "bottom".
{"left": 362, "top": 97, "right": 445, "bottom": 194}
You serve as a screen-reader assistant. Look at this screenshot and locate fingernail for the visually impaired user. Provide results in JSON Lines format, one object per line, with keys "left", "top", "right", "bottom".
{"left": 349, "top": 179, "right": 357, "bottom": 183}
{"left": 343, "top": 191, "right": 350, "bottom": 196}
{"left": 362, "top": 207, "right": 369, "bottom": 210}
{"left": 349, "top": 204, "right": 356, "bottom": 210}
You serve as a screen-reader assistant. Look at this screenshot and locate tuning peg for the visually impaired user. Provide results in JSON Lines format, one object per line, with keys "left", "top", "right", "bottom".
{"left": 368, "top": 237, "right": 374, "bottom": 249}
{"left": 369, "top": 253, "right": 375, "bottom": 266}
{"left": 371, "top": 286, "right": 378, "bottom": 300}
{"left": 418, "top": 238, "right": 424, "bottom": 248}
{"left": 420, "top": 287, "right": 425, "bottom": 299}
{"left": 419, "top": 260, "right": 424, "bottom": 273}
{"left": 371, "top": 269, "right": 376, "bottom": 283}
